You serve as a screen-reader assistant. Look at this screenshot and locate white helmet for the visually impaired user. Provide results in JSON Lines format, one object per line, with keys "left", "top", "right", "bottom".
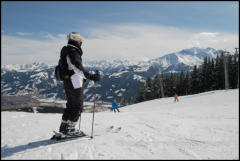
{"left": 67, "top": 32, "right": 83, "bottom": 43}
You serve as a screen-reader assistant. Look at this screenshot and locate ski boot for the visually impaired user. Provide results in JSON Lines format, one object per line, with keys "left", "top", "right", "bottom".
{"left": 51, "top": 120, "right": 86, "bottom": 140}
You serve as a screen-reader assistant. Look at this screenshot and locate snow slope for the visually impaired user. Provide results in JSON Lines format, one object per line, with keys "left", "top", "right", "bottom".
{"left": 1, "top": 89, "right": 239, "bottom": 159}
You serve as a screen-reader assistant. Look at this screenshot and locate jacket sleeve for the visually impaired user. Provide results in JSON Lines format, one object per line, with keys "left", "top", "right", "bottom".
{"left": 60, "top": 46, "right": 71, "bottom": 77}
{"left": 68, "top": 50, "right": 95, "bottom": 80}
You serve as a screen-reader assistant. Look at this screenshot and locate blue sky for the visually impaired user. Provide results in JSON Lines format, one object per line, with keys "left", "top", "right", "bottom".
{"left": 1, "top": 1, "right": 239, "bottom": 64}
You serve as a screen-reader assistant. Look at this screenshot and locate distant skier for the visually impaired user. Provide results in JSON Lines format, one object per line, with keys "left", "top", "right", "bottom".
{"left": 174, "top": 93, "right": 179, "bottom": 102}
{"left": 57, "top": 32, "right": 100, "bottom": 136}
{"left": 112, "top": 100, "right": 120, "bottom": 113}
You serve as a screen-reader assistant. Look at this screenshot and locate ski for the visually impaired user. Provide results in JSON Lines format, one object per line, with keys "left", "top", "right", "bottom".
{"left": 50, "top": 130, "right": 89, "bottom": 141}
{"left": 28, "top": 135, "right": 90, "bottom": 147}
{"left": 28, "top": 131, "right": 90, "bottom": 147}
{"left": 50, "top": 135, "right": 90, "bottom": 143}
{"left": 28, "top": 126, "right": 121, "bottom": 147}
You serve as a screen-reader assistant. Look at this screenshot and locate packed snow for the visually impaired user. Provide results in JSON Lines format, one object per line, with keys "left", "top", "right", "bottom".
{"left": 133, "top": 74, "right": 144, "bottom": 82}
{"left": 1, "top": 89, "right": 239, "bottom": 159}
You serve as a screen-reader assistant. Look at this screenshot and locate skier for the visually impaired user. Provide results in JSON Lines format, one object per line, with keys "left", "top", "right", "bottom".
{"left": 174, "top": 93, "right": 179, "bottom": 102}
{"left": 112, "top": 100, "right": 120, "bottom": 113}
{"left": 57, "top": 32, "right": 100, "bottom": 136}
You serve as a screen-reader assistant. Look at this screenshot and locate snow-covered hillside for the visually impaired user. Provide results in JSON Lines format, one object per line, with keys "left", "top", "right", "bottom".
{"left": 1, "top": 89, "right": 239, "bottom": 159}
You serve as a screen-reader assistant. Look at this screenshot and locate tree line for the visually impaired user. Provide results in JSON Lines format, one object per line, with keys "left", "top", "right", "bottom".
{"left": 135, "top": 52, "right": 239, "bottom": 103}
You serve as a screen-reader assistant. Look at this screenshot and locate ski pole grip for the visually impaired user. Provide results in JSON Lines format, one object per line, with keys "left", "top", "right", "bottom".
{"left": 94, "top": 70, "right": 100, "bottom": 82}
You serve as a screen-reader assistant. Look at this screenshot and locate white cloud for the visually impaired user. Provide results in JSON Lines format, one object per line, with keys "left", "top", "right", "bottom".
{"left": 1, "top": 24, "right": 239, "bottom": 65}
{"left": 57, "top": 34, "right": 67, "bottom": 39}
{"left": 84, "top": 24, "right": 238, "bottom": 61}
{"left": 193, "top": 32, "right": 219, "bottom": 39}
{"left": 188, "top": 31, "right": 238, "bottom": 49}
{"left": 1, "top": 34, "right": 66, "bottom": 65}
{"left": 16, "top": 32, "right": 33, "bottom": 36}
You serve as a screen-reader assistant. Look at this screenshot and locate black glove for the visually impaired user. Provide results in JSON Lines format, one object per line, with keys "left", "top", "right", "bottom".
{"left": 92, "top": 70, "right": 100, "bottom": 82}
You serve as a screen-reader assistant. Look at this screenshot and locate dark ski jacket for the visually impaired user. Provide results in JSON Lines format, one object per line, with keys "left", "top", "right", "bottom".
{"left": 60, "top": 43, "right": 95, "bottom": 81}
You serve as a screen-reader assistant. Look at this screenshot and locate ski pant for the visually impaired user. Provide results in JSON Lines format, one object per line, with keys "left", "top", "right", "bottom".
{"left": 174, "top": 98, "right": 179, "bottom": 102}
{"left": 62, "top": 78, "right": 83, "bottom": 122}
{"left": 113, "top": 108, "right": 120, "bottom": 112}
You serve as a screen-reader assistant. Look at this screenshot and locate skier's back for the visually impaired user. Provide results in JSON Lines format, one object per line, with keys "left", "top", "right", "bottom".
{"left": 112, "top": 100, "right": 120, "bottom": 113}
{"left": 57, "top": 32, "right": 100, "bottom": 136}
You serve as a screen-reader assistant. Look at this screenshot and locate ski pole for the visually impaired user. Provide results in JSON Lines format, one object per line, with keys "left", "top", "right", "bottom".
{"left": 90, "top": 81, "right": 97, "bottom": 139}
{"left": 79, "top": 112, "right": 82, "bottom": 131}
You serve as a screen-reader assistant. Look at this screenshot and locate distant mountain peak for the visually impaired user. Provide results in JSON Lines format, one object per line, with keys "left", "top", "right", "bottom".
{"left": 2, "top": 61, "right": 50, "bottom": 72}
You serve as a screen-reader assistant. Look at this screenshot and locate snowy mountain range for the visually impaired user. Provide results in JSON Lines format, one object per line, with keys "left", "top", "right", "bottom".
{"left": 1, "top": 47, "right": 224, "bottom": 102}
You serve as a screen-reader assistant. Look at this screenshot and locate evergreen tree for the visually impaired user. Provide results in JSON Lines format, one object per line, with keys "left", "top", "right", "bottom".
{"left": 152, "top": 75, "right": 160, "bottom": 99}
{"left": 170, "top": 72, "right": 176, "bottom": 95}
{"left": 163, "top": 74, "right": 170, "bottom": 96}
{"left": 159, "top": 73, "right": 165, "bottom": 98}
{"left": 215, "top": 53, "right": 225, "bottom": 89}
{"left": 199, "top": 57, "right": 209, "bottom": 92}
{"left": 163, "top": 72, "right": 176, "bottom": 97}
{"left": 227, "top": 54, "right": 234, "bottom": 88}
{"left": 234, "top": 53, "right": 239, "bottom": 88}
{"left": 179, "top": 71, "right": 185, "bottom": 95}
{"left": 205, "top": 57, "right": 212, "bottom": 91}
{"left": 231, "top": 53, "right": 239, "bottom": 88}
{"left": 209, "top": 58, "right": 217, "bottom": 90}
{"left": 184, "top": 71, "right": 191, "bottom": 95}
{"left": 145, "top": 77, "right": 153, "bottom": 100}
{"left": 190, "top": 65, "right": 200, "bottom": 94}
{"left": 135, "top": 82, "right": 146, "bottom": 103}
